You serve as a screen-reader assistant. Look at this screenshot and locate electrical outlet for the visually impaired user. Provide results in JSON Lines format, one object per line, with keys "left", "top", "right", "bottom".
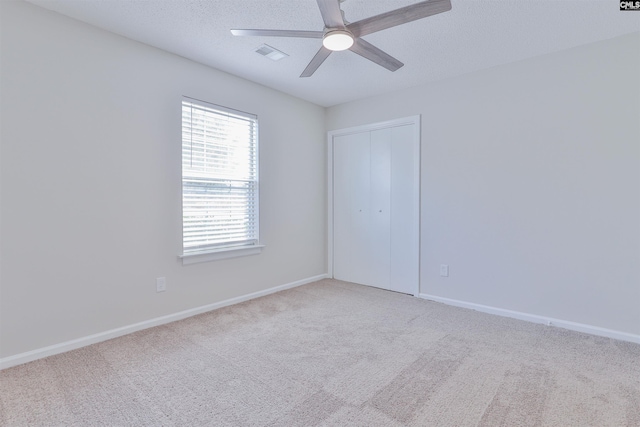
{"left": 156, "top": 277, "right": 167, "bottom": 292}
{"left": 440, "top": 264, "right": 449, "bottom": 277}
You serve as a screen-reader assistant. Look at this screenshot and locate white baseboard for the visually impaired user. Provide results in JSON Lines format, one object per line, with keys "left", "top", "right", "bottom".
{"left": 418, "top": 293, "right": 640, "bottom": 345}
{"left": 0, "top": 274, "right": 329, "bottom": 370}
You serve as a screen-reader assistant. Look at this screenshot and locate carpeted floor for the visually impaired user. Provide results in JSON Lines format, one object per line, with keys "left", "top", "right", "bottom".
{"left": 1, "top": 279, "right": 639, "bottom": 426}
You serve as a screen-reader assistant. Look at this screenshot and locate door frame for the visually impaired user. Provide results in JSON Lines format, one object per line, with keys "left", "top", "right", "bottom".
{"left": 327, "top": 115, "right": 421, "bottom": 295}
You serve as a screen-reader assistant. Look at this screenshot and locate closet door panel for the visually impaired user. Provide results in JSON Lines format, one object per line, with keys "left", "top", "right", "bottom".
{"left": 349, "top": 132, "right": 372, "bottom": 285}
{"left": 333, "top": 132, "right": 371, "bottom": 285}
{"left": 369, "top": 128, "right": 391, "bottom": 289}
{"left": 332, "top": 134, "right": 354, "bottom": 283}
{"left": 390, "top": 124, "right": 419, "bottom": 294}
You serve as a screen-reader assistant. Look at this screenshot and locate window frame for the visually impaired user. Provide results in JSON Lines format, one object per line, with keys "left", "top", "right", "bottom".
{"left": 179, "top": 96, "right": 263, "bottom": 265}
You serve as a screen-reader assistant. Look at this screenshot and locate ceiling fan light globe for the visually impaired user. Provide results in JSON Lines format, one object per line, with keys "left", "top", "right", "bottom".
{"left": 322, "top": 30, "right": 354, "bottom": 51}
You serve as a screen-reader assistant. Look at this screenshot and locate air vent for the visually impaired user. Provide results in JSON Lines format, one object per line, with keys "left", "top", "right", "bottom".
{"left": 254, "top": 44, "right": 288, "bottom": 61}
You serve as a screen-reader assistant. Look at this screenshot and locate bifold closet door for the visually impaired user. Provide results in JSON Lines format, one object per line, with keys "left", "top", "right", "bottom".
{"left": 386, "top": 124, "right": 418, "bottom": 294}
{"left": 332, "top": 123, "right": 418, "bottom": 295}
{"left": 368, "top": 129, "right": 391, "bottom": 289}
{"left": 333, "top": 131, "right": 374, "bottom": 286}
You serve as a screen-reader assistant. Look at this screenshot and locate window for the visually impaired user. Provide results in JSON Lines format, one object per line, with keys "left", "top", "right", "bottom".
{"left": 181, "top": 97, "right": 260, "bottom": 263}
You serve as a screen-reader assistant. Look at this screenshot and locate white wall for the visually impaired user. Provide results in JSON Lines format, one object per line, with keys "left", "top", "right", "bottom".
{"left": 327, "top": 33, "right": 640, "bottom": 337}
{"left": 0, "top": 0, "right": 326, "bottom": 359}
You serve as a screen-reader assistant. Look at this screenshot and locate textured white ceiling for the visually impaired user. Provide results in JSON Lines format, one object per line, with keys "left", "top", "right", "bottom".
{"left": 25, "top": 0, "right": 640, "bottom": 107}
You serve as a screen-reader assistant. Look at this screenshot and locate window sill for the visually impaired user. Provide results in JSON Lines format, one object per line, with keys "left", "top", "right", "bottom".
{"left": 179, "top": 245, "right": 265, "bottom": 265}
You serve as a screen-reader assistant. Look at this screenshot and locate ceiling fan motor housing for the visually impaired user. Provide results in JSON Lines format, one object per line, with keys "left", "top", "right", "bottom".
{"left": 322, "top": 29, "right": 354, "bottom": 51}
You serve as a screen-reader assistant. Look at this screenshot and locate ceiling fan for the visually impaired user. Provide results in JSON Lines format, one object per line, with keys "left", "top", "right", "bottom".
{"left": 231, "top": 0, "right": 452, "bottom": 77}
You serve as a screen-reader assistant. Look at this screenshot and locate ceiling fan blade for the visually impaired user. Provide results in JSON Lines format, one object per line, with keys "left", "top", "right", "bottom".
{"left": 347, "top": 0, "right": 452, "bottom": 37}
{"left": 349, "top": 38, "right": 404, "bottom": 72}
{"left": 300, "top": 46, "right": 332, "bottom": 78}
{"left": 231, "top": 29, "right": 323, "bottom": 38}
{"left": 316, "top": 0, "right": 345, "bottom": 28}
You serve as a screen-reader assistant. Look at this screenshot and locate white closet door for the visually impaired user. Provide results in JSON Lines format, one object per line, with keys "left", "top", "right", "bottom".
{"left": 368, "top": 129, "right": 391, "bottom": 289}
{"left": 389, "top": 124, "right": 419, "bottom": 294}
{"left": 333, "top": 132, "right": 371, "bottom": 285}
{"left": 332, "top": 117, "right": 419, "bottom": 295}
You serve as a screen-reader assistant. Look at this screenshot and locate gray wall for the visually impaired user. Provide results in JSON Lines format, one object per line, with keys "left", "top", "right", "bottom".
{"left": 327, "top": 33, "right": 640, "bottom": 336}
{"left": 0, "top": 0, "right": 326, "bottom": 358}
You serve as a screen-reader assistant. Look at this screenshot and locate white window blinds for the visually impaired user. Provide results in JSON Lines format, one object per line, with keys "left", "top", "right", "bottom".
{"left": 181, "top": 98, "right": 258, "bottom": 255}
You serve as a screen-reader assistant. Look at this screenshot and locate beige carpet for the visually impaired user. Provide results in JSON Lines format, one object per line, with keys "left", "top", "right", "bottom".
{"left": 1, "top": 279, "right": 639, "bottom": 426}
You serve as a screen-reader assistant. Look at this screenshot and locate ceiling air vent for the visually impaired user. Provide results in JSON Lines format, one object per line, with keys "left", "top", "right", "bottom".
{"left": 255, "top": 44, "right": 288, "bottom": 61}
